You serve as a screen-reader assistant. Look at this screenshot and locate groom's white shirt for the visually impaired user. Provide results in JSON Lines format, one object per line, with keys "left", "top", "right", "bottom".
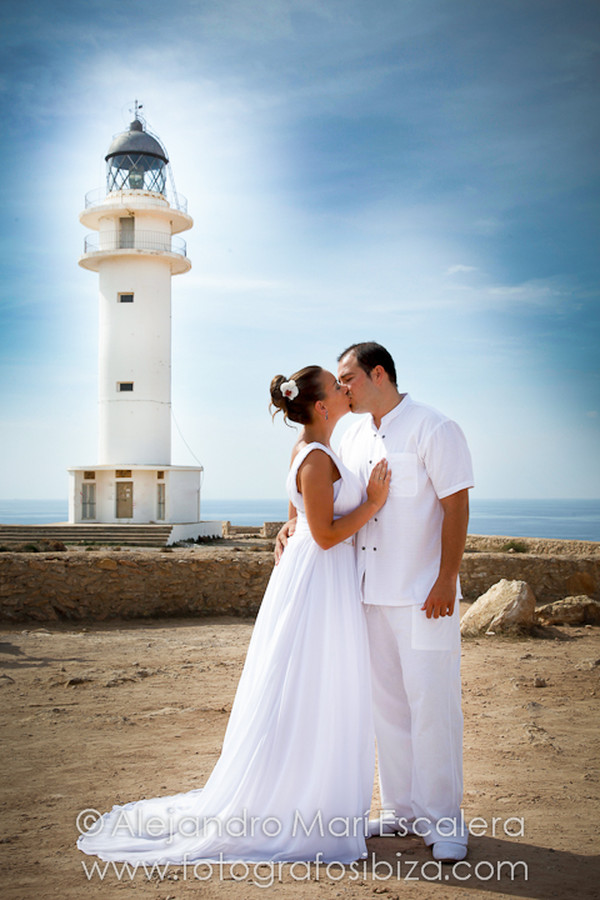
{"left": 338, "top": 394, "right": 474, "bottom": 607}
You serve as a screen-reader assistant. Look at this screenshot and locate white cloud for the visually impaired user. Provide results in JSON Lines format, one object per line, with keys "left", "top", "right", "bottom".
{"left": 485, "top": 278, "right": 569, "bottom": 307}
{"left": 472, "top": 218, "right": 503, "bottom": 235}
{"left": 446, "top": 264, "right": 478, "bottom": 276}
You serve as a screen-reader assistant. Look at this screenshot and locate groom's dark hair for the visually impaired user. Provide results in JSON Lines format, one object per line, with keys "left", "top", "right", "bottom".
{"left": 337, "top": 342, "right": 397, "bottom": 386}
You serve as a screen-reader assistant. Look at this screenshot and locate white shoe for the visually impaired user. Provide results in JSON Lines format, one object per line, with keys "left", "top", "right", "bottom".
{"left": 397, "top": 818, "right": 420, "bottom": 837}
{"left": 367, "top": 817, "right": 421, "bottom": 838}
{"left": 432, "top": 841, "right": 467, "bottom": 862}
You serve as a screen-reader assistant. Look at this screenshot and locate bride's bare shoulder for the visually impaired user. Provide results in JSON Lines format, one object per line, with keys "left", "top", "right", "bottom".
{"left": 290, "top": 433, "right": 309, "bottom": 465}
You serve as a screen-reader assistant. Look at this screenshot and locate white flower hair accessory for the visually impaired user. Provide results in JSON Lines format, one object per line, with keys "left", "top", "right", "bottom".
{"left": 280, "top": 379, "right": 299, "bottom": 401}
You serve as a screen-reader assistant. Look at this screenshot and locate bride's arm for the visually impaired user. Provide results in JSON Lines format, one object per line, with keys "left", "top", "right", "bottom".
{"left": 299, "top": 450, "right": 390, "bottom": 550}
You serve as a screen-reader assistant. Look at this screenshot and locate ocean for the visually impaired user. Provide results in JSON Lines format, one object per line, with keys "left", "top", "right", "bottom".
{"left": 0, "top": 498, "right": 599, "bottom": 542}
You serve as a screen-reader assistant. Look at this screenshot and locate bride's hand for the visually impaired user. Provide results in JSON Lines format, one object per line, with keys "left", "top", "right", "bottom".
{"left": 366, "top": 459, "right": 391, "bottom": 510}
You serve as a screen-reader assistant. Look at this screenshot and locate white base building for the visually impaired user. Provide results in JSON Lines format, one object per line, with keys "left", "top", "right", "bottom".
{"left": 68, "top": 466, "right": 211, "bottom": 542}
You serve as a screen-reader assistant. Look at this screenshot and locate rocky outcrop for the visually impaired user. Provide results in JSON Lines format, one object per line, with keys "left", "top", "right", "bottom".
{"left": 460, "top": 579, "right": 537, "bottom": 636}
{"left": 536, "top": 595, "right": 600, "bottom": 626}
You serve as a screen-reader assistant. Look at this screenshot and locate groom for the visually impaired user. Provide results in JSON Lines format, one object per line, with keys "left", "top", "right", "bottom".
{"left": 335, "top": 341, "right": 473, "bottom": 862}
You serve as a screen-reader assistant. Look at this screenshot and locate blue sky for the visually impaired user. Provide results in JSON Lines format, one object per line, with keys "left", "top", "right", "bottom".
{"left": 0, "top": 0, "right": 598, "bottom": 501}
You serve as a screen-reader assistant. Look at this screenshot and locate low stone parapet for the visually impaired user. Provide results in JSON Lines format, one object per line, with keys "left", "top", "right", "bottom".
{"left": 465, "top": 534, "right": 600, "bottom": 557}
{"left": 459, "top": 551, "right": 598, "bottom": 602}
{"left": 0, "top": 549, "right": 272, "bottom": 622}
{"left": 0, "top": 539, "right": 598, "bottom": 623}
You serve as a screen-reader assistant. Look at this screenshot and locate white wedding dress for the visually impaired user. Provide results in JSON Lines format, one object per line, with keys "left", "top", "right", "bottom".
{"left": 77, "top": 443, "right": 374, "bottom": 864}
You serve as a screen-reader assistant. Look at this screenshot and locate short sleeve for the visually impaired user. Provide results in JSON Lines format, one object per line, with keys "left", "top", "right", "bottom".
{"left": 421, "top": 419, "right": 474, "bottom": 500}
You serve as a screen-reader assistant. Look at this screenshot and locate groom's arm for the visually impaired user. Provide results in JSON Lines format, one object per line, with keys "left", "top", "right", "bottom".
{"left": 421, "top": 489, "right": 469, "bottom": 619}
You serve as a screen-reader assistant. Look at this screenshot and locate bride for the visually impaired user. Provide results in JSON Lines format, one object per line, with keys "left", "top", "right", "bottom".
{"left": 77, "top": 365, "right": 390, "bottom": 865}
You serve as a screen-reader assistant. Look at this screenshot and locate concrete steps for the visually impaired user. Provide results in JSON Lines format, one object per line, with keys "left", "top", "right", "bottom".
{"left": 0, "top": 524, "right": 175, "bottom": 547}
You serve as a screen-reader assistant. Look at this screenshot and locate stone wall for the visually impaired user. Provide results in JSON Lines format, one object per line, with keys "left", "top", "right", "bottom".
{"left": 0, "top": 550, "right": 273, "bottom": 623}
{"left": 465, "top": 534, "right": 600, "bottom": 557}
{"left": 459, "top": 551, "right": 598, "bottom": 602}
{"left": 0, "top": 542, "right": 598, "bottom": 623}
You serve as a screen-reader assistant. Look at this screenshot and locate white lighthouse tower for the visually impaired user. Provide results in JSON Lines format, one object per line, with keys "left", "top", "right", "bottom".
{"left": 68, "top": 107, "right": 217, "bottom": 542}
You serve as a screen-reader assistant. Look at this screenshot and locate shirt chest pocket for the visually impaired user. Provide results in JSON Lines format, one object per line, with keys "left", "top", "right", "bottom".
{"left": 386, "top": 452, "right": 418, "bottom": 497}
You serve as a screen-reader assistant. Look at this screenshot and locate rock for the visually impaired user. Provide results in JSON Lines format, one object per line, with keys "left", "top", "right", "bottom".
{"left": 524, "top": 722, "right": 562, "bottom": 752}
{"left": 66, "top": 675, "right": 94, "bottom": 686}
{"left": 95, "top": 558, "right": 118, "bottom": 571}
{"left": 42, "top": 540, "right": 67, "bottom": 552}
{"left": 566, "top": 572, "right": 597, "bottom": 596}
{"left": 575, "top": 658, "right": 600, "bottom": 671}
{"left": 460, "top": 579, "right": 537, "bottom": 636}
{"left": 536, "top": 596, "right": 600, "bottom": 626}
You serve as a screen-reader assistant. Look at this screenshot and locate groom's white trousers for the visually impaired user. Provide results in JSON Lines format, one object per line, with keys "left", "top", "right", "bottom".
{"left": 364, "top": 603, "right": 467, "bottom": 846}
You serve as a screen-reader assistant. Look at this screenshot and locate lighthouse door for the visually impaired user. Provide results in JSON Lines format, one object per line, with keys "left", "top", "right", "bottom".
{"left": 116, "top": 481, "right": 133, "bottom": 518}
{"left": 82, "top": 483, "right": 96, "bottom": 520}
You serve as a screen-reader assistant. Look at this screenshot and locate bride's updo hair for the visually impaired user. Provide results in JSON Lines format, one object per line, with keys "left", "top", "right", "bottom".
{"left": 270, "top": 365, "right": 325, "bottom": 425}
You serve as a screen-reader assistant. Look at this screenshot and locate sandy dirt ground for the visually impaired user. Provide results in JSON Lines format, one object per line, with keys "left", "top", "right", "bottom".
{"left": 1, "top": 603, "right": 599, "bottom": 900}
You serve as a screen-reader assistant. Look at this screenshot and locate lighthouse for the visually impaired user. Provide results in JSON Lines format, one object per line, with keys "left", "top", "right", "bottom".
{"left": 68, "top": 107, "right": 217, "bottom": 542}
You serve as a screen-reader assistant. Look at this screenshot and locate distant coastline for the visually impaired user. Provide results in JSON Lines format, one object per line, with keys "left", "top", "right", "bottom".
{"left": 0, "top": 498, "right": 599, "bottom": 542}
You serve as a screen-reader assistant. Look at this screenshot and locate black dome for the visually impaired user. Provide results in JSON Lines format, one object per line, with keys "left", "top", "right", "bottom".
{"left": 105, "top": 119, "right": 168, "bottom": 163}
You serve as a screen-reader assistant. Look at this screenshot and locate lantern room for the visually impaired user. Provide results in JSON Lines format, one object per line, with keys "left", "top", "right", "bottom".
{"left": 105, "top": 117, "right": 168, "bottom": 195}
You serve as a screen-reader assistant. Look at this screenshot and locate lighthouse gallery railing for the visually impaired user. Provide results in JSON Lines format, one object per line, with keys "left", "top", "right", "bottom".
{"left": 83, "top": 231, "right": 187, "bottom": 257}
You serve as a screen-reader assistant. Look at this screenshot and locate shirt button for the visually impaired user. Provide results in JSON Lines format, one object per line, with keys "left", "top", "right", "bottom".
{"left": 374, "top": 517, "right": 378, "bottom": 522}
{"left": 369, "top": 460, "right": 372, "bottom": 464}
{"left": 373, "top": 547, "right": 377, "bottom": 551}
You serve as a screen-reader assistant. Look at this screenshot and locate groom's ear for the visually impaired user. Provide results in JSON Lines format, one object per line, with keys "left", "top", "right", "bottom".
{"left": 370, "top": 364, "right": 386, "bottom": 385}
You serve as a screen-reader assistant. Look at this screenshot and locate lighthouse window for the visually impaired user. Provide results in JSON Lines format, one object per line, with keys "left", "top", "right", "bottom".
{"left": 118, "top": 293, "right": 134, "bottom": 303}
{"left": 118, "top": 381, "right": 134, "bottom": 392}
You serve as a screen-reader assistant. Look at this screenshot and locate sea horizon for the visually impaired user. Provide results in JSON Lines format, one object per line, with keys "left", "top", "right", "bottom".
{"left": 0, "top": 497, "right": 599, "bottom": 542}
